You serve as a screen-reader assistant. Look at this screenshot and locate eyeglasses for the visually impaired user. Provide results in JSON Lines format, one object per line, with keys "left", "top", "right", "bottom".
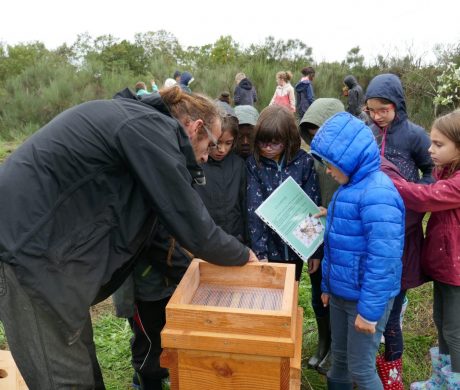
{"left": 257, "top": 141, "right": 284, "bottom": 150}
{"left": 364, "top": 106, "right": 394, "bottom": 116}
{"left": 203, "top": 124, "right": 219, "bottom": 151}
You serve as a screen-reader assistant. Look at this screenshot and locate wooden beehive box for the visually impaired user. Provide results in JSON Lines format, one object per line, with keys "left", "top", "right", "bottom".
{"left": 160, "top": 260, "right": 303, "bottom": 390}
{"left": 0, "top": 350, "right": 28, "bottom": 390}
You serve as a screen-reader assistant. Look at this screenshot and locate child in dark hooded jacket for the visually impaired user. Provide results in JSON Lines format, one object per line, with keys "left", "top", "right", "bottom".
{"left": 365, "top": 73, "right": 433, "bottom": 386}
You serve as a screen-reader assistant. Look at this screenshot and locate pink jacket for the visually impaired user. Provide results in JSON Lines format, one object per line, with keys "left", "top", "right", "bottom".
{"left": 392, "top": 168, "right": 460, "bottom": 286}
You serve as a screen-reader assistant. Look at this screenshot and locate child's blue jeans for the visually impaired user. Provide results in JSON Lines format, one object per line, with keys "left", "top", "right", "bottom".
{"left": 328, "top": 294, "right": 394, "bottom": 390}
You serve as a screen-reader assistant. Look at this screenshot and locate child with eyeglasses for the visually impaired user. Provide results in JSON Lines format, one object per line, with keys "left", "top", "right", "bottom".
{"left": 194, "top": 115, "right": 247, "bottom": 243}
{"left": 246, "top": 105, "right": 322, "bottom": 281}
{"left": 364, "top": 73, "right": 434, "bottom": 388}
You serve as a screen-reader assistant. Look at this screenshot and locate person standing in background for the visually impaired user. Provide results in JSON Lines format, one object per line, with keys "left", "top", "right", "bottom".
{"left": 234, "top": 72, "right": 258, "bottom": 106}
{"left": 343, "top": 75, "right": 368, "bottom": 123}
{"left": 269, "top": 71, "right": 296, "bottom": 113}
{"left": 295, "top": 67, "right": 315, "bottom": 119}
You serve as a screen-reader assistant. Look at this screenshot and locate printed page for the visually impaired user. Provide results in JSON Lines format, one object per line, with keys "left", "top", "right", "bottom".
{"left": 255, "top": 176, "right": 325, "bottom": 262}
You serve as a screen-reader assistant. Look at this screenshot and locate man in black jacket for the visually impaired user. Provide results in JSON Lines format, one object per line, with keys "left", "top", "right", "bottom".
{"left": 0, "top": 87, "right": 257, "bottom": 389}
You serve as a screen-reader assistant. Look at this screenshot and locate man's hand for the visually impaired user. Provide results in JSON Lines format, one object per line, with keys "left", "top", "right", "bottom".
{"left": 321, "top": 293, "right": 330, "bottom": 307}
{"left": 307, "top": 258, "right": 320, "bottom": 274}
{"left": 355, "top": 314, "right": 376, "bottom": 334}
{"left": 247, "top": 249, "right": 259, "bottom": 262}
{"left": 314, "top": 206, "right": 327, "bottom": 219}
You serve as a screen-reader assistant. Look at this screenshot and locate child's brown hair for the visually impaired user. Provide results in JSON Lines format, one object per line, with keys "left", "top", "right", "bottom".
{"left": 432, "top": 109, "right": 460, "bottom": 175}
{"left": 253, "top": 105, "right": 300, "bottom": 163}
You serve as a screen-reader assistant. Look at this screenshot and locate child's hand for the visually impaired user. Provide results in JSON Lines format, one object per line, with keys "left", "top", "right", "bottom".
{"left": 355, "top": 314, "right": 376, "bottom": 334}
{"left": 314, "top": 207, "right": 327, "bottom": 218}
{"left": 247, "top": 249, "right": 259, "bottom": 263}
{"left": 307, "top": 258, "right": 320, "bottom": 274}
{"left": 321, "top": 293, "right": 330, "bottom": 307}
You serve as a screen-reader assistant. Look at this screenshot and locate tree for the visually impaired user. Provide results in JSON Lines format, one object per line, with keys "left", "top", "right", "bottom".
{"left": 98, "top": 40, "right": 147, "bottom": 74}
{"left": 345, "top": 46, "right": 364, "bottom": 69}
{"left": 210, "top": 36, "right": 239, "bottom": 65}
{"left": 134, "top": 30, "right": 181, "bottom": 61}
{"left": 0, "top": 42, "right": 49, "bottom": 81}
{"left": 434, "top": 63, "right": 460, "bottom": 113}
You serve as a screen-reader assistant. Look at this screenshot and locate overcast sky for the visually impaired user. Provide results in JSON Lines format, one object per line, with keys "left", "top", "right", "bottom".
{"left": 1, "top": 0, "right": 459, "bottom": 64}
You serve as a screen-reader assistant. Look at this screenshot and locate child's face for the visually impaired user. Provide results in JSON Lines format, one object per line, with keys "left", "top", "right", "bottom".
{"left": 276, "top": 76, "right": 285, "bottom": 86}
{"left": 428, "top": 127, "right": 460, "bottom": 167}
{"left": 365, "top": 98, "right": 396, "bottom": 128}
{"left": 258, "top": 141, "right": 285, "bottom": 160}
{"left": 209, "top": 130, "right": 234, "bottom": 161}
{"left": 325, "top": 162, "right": 349, "bottom": 185}
{"left": 236, "top": 124, "right": 255, "bottom": 158}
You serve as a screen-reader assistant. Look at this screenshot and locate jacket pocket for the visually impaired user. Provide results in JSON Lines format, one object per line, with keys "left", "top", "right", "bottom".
{"left": 46, "top": 212, "right": 115, "bottom": 265}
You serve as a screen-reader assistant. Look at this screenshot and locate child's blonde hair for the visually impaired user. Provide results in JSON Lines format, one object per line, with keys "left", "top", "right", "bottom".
{"left": 235, "top": 72, "right": 246, "bottom": 84}
{"left": 432, "top": 109, "right": 460, "bottom": 175}
{"left": 276, "top": 71, "right": 293, "bottom": 82}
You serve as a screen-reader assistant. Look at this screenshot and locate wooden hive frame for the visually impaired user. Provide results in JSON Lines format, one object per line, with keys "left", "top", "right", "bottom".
{"left": 0, "top": 350, "right": 28, "bottom": 390}
{"left": 161, "top": 260, "right": 303, "bottom": 390}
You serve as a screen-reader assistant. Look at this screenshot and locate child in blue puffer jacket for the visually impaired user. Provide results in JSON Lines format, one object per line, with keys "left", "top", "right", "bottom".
{"left": 310, "top": 112, "right": 405, "bottom": 390}
{"left": 247, "top": 105, "right": 322, "bottom": 281}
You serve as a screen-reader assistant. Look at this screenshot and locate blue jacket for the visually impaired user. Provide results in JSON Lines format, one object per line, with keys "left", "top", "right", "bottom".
{"left": 310, "top": 112, "right": 405, "bottom": 322}
{"left": 295, "top": 79, "right": 314, "bottom": 119}
{"left": 365, "top": 73, "right": 433, "bottom": 183}
{"left": 247, "top": 149, "right": 321, "bottom": 261}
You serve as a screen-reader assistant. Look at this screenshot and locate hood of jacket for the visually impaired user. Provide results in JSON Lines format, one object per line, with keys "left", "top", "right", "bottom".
{"left": 365, "top": 73, "right": 408, "bottom": 123}
{"left": 180, "top": 71, "right": 193, "bottom": 86}
{"left": 310, "top": 112, "right": 380, "bottom": 184}
{"left": 343, "top": 75, "right": 358, "bottom": 89}
{"left": 239, "top": 78, "right": 253, "bottom": 90}
{"left": 299, "top": 98, "right": 345, "bottom": 145}
{"left": 295, "top": 79, "right": 310, "bottom": 92}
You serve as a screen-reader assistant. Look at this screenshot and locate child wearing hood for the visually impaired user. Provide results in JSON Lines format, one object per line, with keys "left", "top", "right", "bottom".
{"left": 233, "top": 72, "right": 258, "bottom": 106}
{"left": 365, "top": 73, "right": 433, "bottom": 387}
{"left": 179, "top": 71, "right": 194, "bottom": 94}
{"left": 310, "top": 112, "right": 405, "bottom": 390}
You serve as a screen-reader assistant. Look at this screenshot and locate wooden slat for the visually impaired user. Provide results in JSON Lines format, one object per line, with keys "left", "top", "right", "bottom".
{"left": 167, "top": 260, "right": 200, "bottom": 305}
{"left": 177, "top": 349, "right": 282, "bottom": 390}
{"left": 165, "top": 305, "right": 292, "bottom": 338}
{"left": 198, "top": 261, "right": 288, "bottom": 289}
{"left": 0, "top": 351, "right": 28, "bottom": 390}
{"left": 160, "top": 349, "right": 179, "bottom": 390}
{"left": 290, "top": 307, "right": 303, "bottom": 385}
{"left": 162, "top": 329, "right": 295, "bottom": 357}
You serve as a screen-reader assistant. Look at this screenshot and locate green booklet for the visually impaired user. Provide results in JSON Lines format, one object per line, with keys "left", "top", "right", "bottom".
{"left": 255, "top": 176, "right": 325, "bottom": 262}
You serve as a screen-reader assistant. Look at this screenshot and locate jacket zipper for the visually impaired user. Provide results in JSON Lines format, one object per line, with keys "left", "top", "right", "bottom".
{"left": 325, "top": 189, "right": 340, "bottom": 293}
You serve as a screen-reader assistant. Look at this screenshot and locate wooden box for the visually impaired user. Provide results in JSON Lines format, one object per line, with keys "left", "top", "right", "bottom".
{"left": 0, "top": 350, "right": 28, "bottom": 390}
{"left": 160, "top": 260, "right": 303, "bottom": 390}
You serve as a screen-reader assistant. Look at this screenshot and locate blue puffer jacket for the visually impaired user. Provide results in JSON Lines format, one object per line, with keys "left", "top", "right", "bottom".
{"left": 311, "top": 112, "right": 405, "bottom": 322}
{"left": 365, "top": 73, "right": 433, "bottom": 183}
{"left": 247, "top": 149, "right": 321, "bottom": 261}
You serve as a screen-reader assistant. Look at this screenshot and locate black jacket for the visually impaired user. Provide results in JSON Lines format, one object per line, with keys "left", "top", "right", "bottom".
{"left": 344, "top": 75, "right": 365, "bottom": 117}
{"left": 194, "top": 153, "right": 247, "bottom": 242}
{"left": 234, "top": 78, "right": 257, "bottom": 106}
{"left": 0, "top": 90, "right": 248, "bottom": 342}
